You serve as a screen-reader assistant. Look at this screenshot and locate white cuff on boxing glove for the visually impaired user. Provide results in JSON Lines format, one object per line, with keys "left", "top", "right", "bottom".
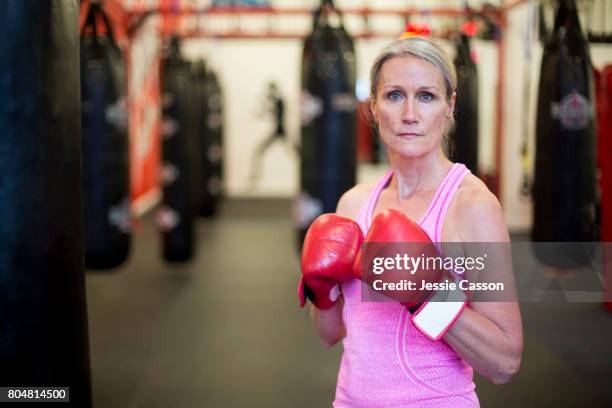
{"left": 410, "top": 275, "right": 467, "bottom": 341}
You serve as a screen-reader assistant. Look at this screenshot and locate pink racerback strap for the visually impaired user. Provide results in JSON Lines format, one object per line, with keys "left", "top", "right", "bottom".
{"left": 423, "top": 163, "right": 471, "bottom": 242}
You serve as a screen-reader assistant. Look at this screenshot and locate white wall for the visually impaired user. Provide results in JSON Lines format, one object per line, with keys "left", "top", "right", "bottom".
{"left": 501, "top": 1, "right": 535, "bottom": 232}
{"left": 182, "top": 39, "right": 303, "bottom": 197}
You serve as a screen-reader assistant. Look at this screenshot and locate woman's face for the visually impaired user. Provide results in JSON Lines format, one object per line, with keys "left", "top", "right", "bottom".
{"left": 371, "top": 56, "right": 455, "bottom": 159}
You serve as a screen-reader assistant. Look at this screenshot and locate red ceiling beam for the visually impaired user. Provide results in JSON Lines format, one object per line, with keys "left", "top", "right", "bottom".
{"left": 172, "top": 30, "right": 424, "bottom": 40}
{"left": 126, "top": 5, "right": 500, "bottom": 20}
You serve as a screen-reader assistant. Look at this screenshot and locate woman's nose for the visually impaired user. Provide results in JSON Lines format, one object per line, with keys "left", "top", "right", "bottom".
{"left": 401, "top": 99, "right": 418, "bottom": 123}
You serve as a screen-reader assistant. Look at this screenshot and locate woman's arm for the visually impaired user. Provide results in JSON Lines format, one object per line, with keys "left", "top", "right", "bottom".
{"left": 444, "top": 303, "right": 522, "bottom": 384}
{"left": 442, "top": 190, "right": 523, "bottom": 384}
{"left": 307, "top": 184, "right": 371, "bottom": 347}
{"left": 309, "top": 300, "right": 346, "bottom": 348}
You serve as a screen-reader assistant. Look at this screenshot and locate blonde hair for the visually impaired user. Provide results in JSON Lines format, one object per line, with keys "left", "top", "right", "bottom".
{"left": 368, "top": 36, "right": 457, "bottom": 155}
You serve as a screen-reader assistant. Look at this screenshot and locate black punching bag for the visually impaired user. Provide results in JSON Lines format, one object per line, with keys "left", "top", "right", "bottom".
{"left": 297, "top": 3, "right": 357, "bottom": 247}
{"left": 81, "top": 3, "right": 131, "bottom": 269}
{"left": 158, "top": 38, "right": 198, "bottom": 262}
{"left": 451, "top": 33, "right": 479, "bottom": 174}
{"left": 533, "top": 0, "right": 597, "bottom": 266}
{"left": 0, "top": 1, "right": 92, "bottom": 406}
{"left": 194, "top": 60, "right": 224, "bottom": 217}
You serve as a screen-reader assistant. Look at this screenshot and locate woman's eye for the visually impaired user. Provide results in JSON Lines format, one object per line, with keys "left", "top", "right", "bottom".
{"left": 387, "top": 90, "right": 402, "bottom": 101}
{"left": 419, "top": 92, "right": 435, "bottom": 102}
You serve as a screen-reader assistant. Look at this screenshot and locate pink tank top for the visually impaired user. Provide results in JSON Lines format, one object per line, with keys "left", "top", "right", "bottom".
{"left": 334, "top": 163, "right": 479, "bottom": 408}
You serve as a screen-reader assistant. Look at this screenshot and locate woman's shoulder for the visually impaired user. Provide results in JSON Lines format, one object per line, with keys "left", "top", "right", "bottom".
{"left": 449, "top": 173, "right": 509, "bottom": 242}
{"left": 336, "top": 183, "right": 377, "bottom": 219}
{"left": 455, "top": 173, "right": 496, "bottom": 205}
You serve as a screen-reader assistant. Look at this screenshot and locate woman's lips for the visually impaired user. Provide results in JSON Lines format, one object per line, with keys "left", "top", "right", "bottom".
{"left": 397, "top": 132, "right": 422, "bottom": 137}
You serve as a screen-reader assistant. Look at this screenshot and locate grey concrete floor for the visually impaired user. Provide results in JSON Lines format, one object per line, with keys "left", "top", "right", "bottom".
{"left": 86, "top": 201, "right": 612, "bottom": 407}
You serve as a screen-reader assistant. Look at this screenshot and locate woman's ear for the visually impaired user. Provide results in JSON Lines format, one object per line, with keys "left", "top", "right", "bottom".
{"left": 448, "top": 91, "right": 457, "bottom": 117}
{"left": 369, "top": 96, "right": 378, "bottom": 123}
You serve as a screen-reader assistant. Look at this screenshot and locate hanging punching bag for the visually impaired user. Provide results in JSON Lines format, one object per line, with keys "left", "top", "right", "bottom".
{"left": 81, "top": 3, "right": 131, "bottom": 269}
{"left": 296, "top": 3, "right": 357, "bottom": 248}
{"left": 532, "top": 0, "right": 597, "bottom": 267}
{"left": 185, "top": 61, "right": 203, "bottom": 225}
{"left": 0, "top": 1, "right": 92, "bottom": 405}
{"left": 194, "top": 61, "right": 224, "bottom": 217}
{"left": 451, "top": 33, "right": 479, "bottom": 175}
{"left": 158, "top": 38, "right": 198, "bottom": 262}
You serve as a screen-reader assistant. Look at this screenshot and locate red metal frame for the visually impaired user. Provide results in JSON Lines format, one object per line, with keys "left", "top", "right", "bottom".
{"left": 167, "top": 30, "right": 457, "bottom": 40}
{"left": 494, "top": 14, "right": 507, "bottom": 202}
{"left": 127, "top": 6, "right": 489, "bottom": 18}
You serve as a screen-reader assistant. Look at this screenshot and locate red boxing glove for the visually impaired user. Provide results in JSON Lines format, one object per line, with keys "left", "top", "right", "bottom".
{"left": 353, "top": 209, "right": 442, "bottom": 307}
{"left": 353, "top": 208, "right": 467, "bottom": 341}
{"left": 299, "top": 214, "right": 364, "bottom": 310}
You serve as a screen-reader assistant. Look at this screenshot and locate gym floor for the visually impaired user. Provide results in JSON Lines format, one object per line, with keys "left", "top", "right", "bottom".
{"left": 86, "top": 200, "right": 612, "bottom": 408}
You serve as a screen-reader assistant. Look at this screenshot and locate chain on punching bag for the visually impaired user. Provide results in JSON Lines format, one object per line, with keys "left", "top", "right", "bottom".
{"left": 0, "top": 0, "right": 92, "bottom": 405}
{"left": 451, "top": 33, "right": 479, "bottom": 175}
{"left": 533, "top": 0, "right": 597, "bottom": 267}
{"left": 296, "top": 2, "right": 357, "bottom": 248}
{"left": 158, "top": 38, "right": 199, "bottom": 262}
{"left": 194, "top": 60, "right": 224, "bottom": 217}
{"left": 81, "top": 3, "right": 131, "bottom": 269}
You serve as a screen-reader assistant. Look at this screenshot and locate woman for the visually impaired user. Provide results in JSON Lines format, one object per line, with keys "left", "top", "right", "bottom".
{"left": 302, "top": 36, "right": 523, "bottom": 407}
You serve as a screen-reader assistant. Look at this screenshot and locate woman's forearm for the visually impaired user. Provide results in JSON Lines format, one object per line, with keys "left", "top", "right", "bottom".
{"left": 443, "top": 304, "right": 523, "bottom": 384}
{"left": 310, "top": 300, "right": 346, "bottom": 348}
